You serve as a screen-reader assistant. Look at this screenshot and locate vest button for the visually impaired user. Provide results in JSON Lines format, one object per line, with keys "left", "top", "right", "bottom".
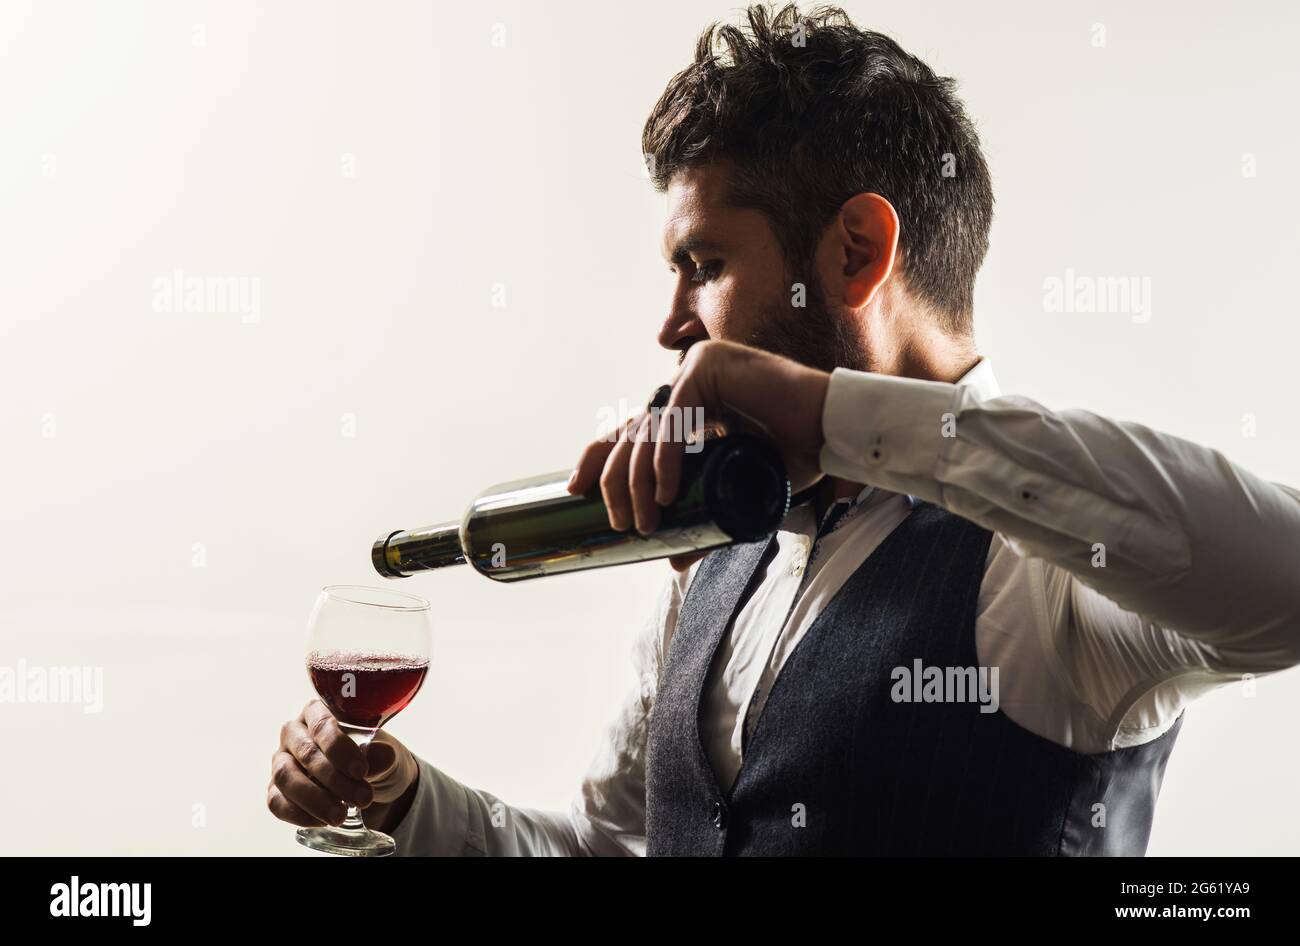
{"left": 711, "top": 801, "right": 726, "bottom": 830}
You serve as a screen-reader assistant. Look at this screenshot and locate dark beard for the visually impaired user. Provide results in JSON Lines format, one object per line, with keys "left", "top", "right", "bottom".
{"left": 741, "top": 275, "right": 868, "bottom": 373}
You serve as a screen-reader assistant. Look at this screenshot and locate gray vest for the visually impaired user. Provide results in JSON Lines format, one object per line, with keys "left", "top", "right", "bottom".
{"left": 645, "top": 501, "right": 1181, "bottom": 856}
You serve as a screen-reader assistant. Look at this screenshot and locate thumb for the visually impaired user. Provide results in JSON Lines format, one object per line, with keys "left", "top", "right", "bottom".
{"left": 362, "top": 739, "right": 397, "bottom": 778}
{"left": 362, "top": 731, "right": 416, "bottom": 804}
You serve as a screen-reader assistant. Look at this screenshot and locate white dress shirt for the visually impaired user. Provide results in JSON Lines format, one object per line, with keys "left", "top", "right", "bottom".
{"left": 390, "top": 359, "right": 1300, "bottom": 856}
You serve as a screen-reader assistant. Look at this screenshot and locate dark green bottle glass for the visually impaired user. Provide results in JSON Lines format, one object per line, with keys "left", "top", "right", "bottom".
{"left": 372, "top": 435, "right": 790, "bottom": 583}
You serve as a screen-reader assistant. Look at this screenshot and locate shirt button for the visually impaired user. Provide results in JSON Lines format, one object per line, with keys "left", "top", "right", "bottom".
{"left": 790, "top": 535, "right": 811, "bottom": 576}
{"left": 711, "top": 801, "right": 727, "bottom": 830}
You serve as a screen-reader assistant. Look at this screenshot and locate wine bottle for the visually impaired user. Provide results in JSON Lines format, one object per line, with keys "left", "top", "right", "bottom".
{"left": 371, "top": 435, "right": 790, "bottom": 583}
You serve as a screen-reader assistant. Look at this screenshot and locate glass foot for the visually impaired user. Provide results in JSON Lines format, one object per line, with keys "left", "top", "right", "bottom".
{"left": 297, "top": 823, "right": 396, "bottom": 857}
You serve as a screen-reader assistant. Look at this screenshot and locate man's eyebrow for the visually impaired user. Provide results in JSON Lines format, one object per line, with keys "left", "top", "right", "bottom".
{"left": 665, "top": 237, "right": 726, "bottom": 267}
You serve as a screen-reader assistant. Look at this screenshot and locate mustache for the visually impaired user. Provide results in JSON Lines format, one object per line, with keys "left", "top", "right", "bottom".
{"left": 669, "top": 288, "right": 863, "bottom": 374}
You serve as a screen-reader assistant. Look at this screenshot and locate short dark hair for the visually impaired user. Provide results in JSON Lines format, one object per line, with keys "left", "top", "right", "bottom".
{"left": 642, "top": 3, "right": 993, "bottom": 335}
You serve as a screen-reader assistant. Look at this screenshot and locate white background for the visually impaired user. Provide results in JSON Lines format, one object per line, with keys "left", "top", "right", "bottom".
{"left": 1, "top": 0, "right": 1297, "bottom": 855}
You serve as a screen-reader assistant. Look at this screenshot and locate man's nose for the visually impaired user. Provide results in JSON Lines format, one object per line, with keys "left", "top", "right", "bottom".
{"left": 657, "top": 292, "right": 706, "bottom": 352}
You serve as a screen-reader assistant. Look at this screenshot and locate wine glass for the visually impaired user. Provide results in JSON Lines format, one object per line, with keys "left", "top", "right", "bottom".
{"left": 295, "top": 584, "right": 432, "bottom": 857}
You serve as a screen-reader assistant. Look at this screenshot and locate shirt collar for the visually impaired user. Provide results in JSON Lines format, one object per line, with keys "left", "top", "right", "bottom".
{"left": 957, "top": 355, "right": 1001, "bottom": 401}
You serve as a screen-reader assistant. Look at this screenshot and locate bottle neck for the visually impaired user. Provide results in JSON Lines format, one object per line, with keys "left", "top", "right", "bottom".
{"left": 372, "top": 521, "right": 465, "bottom": 578}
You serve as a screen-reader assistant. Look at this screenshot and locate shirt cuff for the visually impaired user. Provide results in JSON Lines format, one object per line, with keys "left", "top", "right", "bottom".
{"left": 818, "top": 367, "right": 960, "bottom": 502}
{"left": 387, "top": 755, "right": 472, "bottom": 857}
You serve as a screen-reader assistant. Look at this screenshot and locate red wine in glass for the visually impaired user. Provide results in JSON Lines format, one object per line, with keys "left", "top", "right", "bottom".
{"left": 308, "top": 651, "right": 429, "bottom": 731}
{"left": 295, "top": 585, "right": 432, "bottom": 857}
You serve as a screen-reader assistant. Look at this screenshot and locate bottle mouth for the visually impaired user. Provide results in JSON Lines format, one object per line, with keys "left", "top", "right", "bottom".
{"left": 372, "top": 530, "right": 409, "bottom": 578}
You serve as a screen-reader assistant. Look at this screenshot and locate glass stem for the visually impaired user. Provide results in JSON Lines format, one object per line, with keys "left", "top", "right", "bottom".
{"left": 342, "top": 727, "right": 375, "bottom": 831}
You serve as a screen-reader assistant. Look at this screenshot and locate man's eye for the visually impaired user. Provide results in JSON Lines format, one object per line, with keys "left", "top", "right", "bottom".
{"left": 691, "top": 261, "right": 722, "bottom": 284}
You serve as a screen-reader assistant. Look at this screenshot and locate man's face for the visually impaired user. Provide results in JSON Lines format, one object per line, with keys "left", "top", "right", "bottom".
{"left": 658, "top": 163, "right": 866, "bottom": 373}
{"left": 658, "top": 164, "right": 786, "bottom": 356}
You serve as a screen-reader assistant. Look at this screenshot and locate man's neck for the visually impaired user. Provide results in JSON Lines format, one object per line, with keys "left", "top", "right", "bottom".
{"left": 869, "top": 328, "right": 981, "bottom": 384}
{"left": 817, "top": 317, "right": 981, "bottom": 521}
{"left": 857, "top": 289, "right": 981, "bottom": 382}
{"left": 811, "top": 476, "right": 865, "bottom": 523}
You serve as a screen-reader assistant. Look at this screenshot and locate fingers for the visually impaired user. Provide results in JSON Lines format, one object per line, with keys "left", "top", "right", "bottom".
{"left": 269, "top": 749, "right": 347, "bottom": 826}
{"left": 570, "top": 413, "right": 641, "bottom": 497}
{"left": 599, "top": 416, "right": 644, "bottom": 532}
{"left": 568, "top": 434, "right": 618, "bottom": 496}
{"left": 266, "top": 782, "right": 324, "bottom": 828}
{"left": 300, "top": 699, "right": 367, "bottom": 779}
{"left": 653, "top": 375, "right": 699, "bottom": 508}
{"left": 629, "top": 422, "right": 661, "bottom": 535}
{"left": 266, "top": 700, "right": 374, "bottom": 828}
{"left": 577, "top": 347, "right": 720, "bottom": 533}
{"left": 589, "top": 384, "right": 697, "bottom": 532}
{"left": 281, "top": 717, "right": 373, "bottom": 809}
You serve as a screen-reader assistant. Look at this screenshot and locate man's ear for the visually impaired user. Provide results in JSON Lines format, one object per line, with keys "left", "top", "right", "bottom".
{"left": 835, "top": 193, "right": 899, "bottom": 309}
